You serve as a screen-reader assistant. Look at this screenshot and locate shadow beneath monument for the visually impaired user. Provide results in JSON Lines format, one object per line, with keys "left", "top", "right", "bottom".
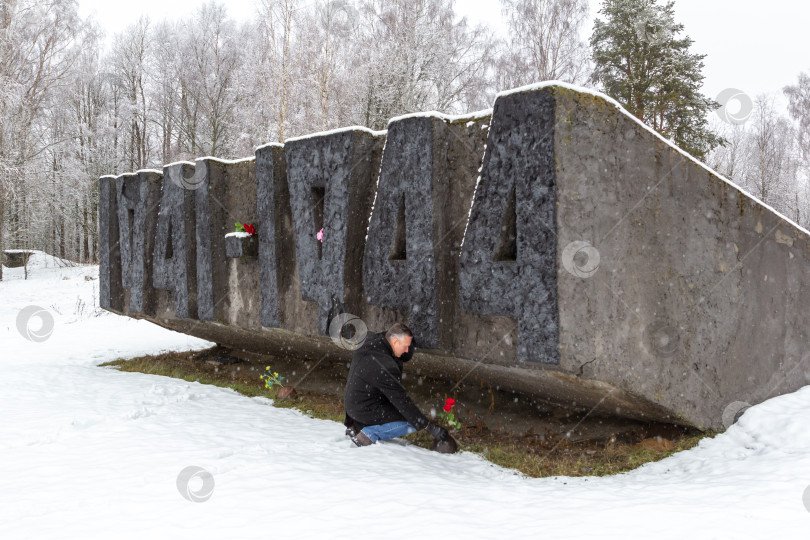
{"left": 202, "top": 344, "right": 700, "bottom": 447}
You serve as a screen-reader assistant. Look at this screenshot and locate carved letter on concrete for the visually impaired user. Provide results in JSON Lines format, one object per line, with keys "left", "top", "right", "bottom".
{"left": 115, "top": 170, "right": 162, "bottom": 317}
{"left": 459, "top": 88, "right": 559, "bottom": 363}
{"left": 99, "top": 175, "right": 123, "bottom": 312}
{"left": 285, "top": 129, "right": 384, "bottom": 336}
{"left": 256, "top": 144, "right": 287, "bottom": 329}
{"left": 152, "top": 162, "right": 198, "bottom": 319}
{"left": 363, "top": 115, "right": 486, "bottom": 350}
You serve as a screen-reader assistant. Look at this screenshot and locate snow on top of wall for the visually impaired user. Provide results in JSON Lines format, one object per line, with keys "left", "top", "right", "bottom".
{"left": 459, "top": 166, "right": 484, "bottom": 253}
{"left": 387, "top": 108, "right": 493, "bottom": 125}
{"left": 118, "top": 169, "right": 162, "bottom": 177}
{"left": 113, "top": 169, "right": 163, "bottom": 178}
{"left": 114, "top": 157, "right": 255, "bottom": 178}
{"left": 254, "top": 142, "right": 285, "bottom": 152}
{"left": 224, "top": 231, "right": 254, "bottom": 238}
{"left": 285, "top": 125, "right": 387, "bottom": 143}
{"left": 500, "top": 80, "right": 810, "bottom": 239}
{"left": 163, "top": 160, "right": 196, "bottom": 168}
{"left": 364, "top": 136, "right": 386, "bottom": 246}
{"left": 100, "top": 168, "right": 162, "bottom": 179}
{"left": 194, "top": 156, "right": 256, "bottom": 165}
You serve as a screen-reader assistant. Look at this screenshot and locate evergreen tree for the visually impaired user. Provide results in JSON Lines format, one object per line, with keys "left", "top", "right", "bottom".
{"left": 589, "top": 0, "right": 723, "bottom": 160}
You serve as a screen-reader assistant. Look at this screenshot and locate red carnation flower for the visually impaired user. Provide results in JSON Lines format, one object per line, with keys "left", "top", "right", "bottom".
{"left": 443, "top": 398, "right": 455, "bottom": 412}
{"left": 243, "top": 223, "right": 255, "bottom": 235}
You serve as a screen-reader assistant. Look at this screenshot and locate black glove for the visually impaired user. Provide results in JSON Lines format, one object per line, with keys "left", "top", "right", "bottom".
{"left": 425, "top": 422, "right": 449, "bottom": 441}
{"left": 432, "top": 435, "right": 458, "bottom": 454}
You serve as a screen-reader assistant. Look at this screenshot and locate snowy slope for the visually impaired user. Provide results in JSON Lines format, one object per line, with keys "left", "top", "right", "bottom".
{"left": 1, "top": 251, "right": 809, "bottom": 539}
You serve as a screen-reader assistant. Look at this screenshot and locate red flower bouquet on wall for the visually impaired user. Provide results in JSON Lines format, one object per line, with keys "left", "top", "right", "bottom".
{"left": 235, "top": 222, "right": 255, "bottom": 235}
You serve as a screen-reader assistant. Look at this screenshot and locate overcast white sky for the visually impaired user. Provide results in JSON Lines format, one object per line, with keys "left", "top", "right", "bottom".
{"left": 79, "top": 0, "right": 809, "bottom": 116}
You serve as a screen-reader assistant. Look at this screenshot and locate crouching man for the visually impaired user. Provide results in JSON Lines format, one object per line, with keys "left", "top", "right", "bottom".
{"left": 343, "top": 322, "right": 458, "bottom": 453}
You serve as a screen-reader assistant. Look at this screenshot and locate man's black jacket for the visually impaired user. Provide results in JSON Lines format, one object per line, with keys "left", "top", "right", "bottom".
{"left": 343, "top": 331, "right": 429, "bottom": 431}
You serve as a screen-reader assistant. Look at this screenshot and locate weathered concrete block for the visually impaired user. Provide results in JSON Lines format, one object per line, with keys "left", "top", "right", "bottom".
{"left": 459, "top": 88, "right": 559, "bottom": 364}
{"left": 363, "top": 114, "right": 488, "bottom": 351}
{"left": 194, "top": 157, "right": 258, "bottom": 326}
{"left": 223, "top": 158, "right": 261, "bottom": 330}
{"left": 115, "top": 169, "right": 162, "bottom": 317}
{"left": 285, "top": 128, "right": 385, "bottom": 337}
{"left": 99, "top": 175, "right": 123, "bottom": 311}
{"left": 550, "top": 85, "right": 810, "bottom": 428}
{"left": 256, "top": 143, "right": 297, "bottom": 330}
{"left": 194, "top": 159, "right": 225, "bottom": 322}
{"left": 225, "top": 233, "right": 258, "bottom": 258}
{"left": 152, "top": 162, "right": 198, "bottom": 319}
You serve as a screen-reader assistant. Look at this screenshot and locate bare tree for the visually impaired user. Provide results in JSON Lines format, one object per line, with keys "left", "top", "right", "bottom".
{"left": 496, "top": 0, "right": 591, "bottom": 88}
{"left": 64, "top": 22, "right": 113, "bottom": 263}
{"left": 709, "top": 94, "right": 803, "bottom": 224}
{"left": 784, "top": 70, "right": 810, "bottom": 162}
{"left": 747, "top": 95, "right": 798, "bottom": 211}
{"left": 298, "top": 0, "right": 357, "bottom": 132}
{"left": 784, "top": 70, "right": 810, "bottom": 212}
{"left": 109, "top": 17, "right": 152, "bottom": 170}
{"left": 149, "top": 19, "right": 184, "bottom": 163}
{"left": 255, "top": 0, "right": 301, "bottom": 143}
{"left": 177, "top": 2, "right": 243, "bottom": 156}
{"left": 352, "top": 0, "right": 493, "bottom": 130}
{"left": 0, "top": 0, "right": 83, "bottom": 279}
{"left": 707, "top": 118, "right": 751, "bottom": 185}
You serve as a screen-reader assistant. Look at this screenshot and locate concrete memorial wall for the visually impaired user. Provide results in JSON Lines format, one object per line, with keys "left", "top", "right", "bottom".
{"left": 97, "top": 83, "right": 810, "bottom": 430}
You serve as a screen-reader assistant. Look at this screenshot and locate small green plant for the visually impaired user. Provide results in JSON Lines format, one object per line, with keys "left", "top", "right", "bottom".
{"left": 438, "top": 397, "right": 462, "bottom": 430}
{"left": 260, "top": 366, "right": 285, "bottom": 390}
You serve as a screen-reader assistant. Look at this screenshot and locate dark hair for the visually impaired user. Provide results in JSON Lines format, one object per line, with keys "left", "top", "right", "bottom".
{"left": 385, "top": 322, "right": 413, "bottom": 342}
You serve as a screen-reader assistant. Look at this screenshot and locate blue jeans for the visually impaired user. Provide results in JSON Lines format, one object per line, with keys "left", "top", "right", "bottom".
{"left": 361, "top": 421, "right": 417, "bottom": 443}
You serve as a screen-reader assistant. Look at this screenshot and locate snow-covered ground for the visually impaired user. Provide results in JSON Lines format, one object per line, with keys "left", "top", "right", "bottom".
{"left": 2, "top": 251, "right": 810, "bottom": 539}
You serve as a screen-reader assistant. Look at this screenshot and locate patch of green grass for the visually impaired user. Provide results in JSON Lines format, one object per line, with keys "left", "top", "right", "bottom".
{"left": 101, "top": 348, "right": 714, "bottom": 478}
{"left": 453, "top": 432, "right": 711, "bottom": 478}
